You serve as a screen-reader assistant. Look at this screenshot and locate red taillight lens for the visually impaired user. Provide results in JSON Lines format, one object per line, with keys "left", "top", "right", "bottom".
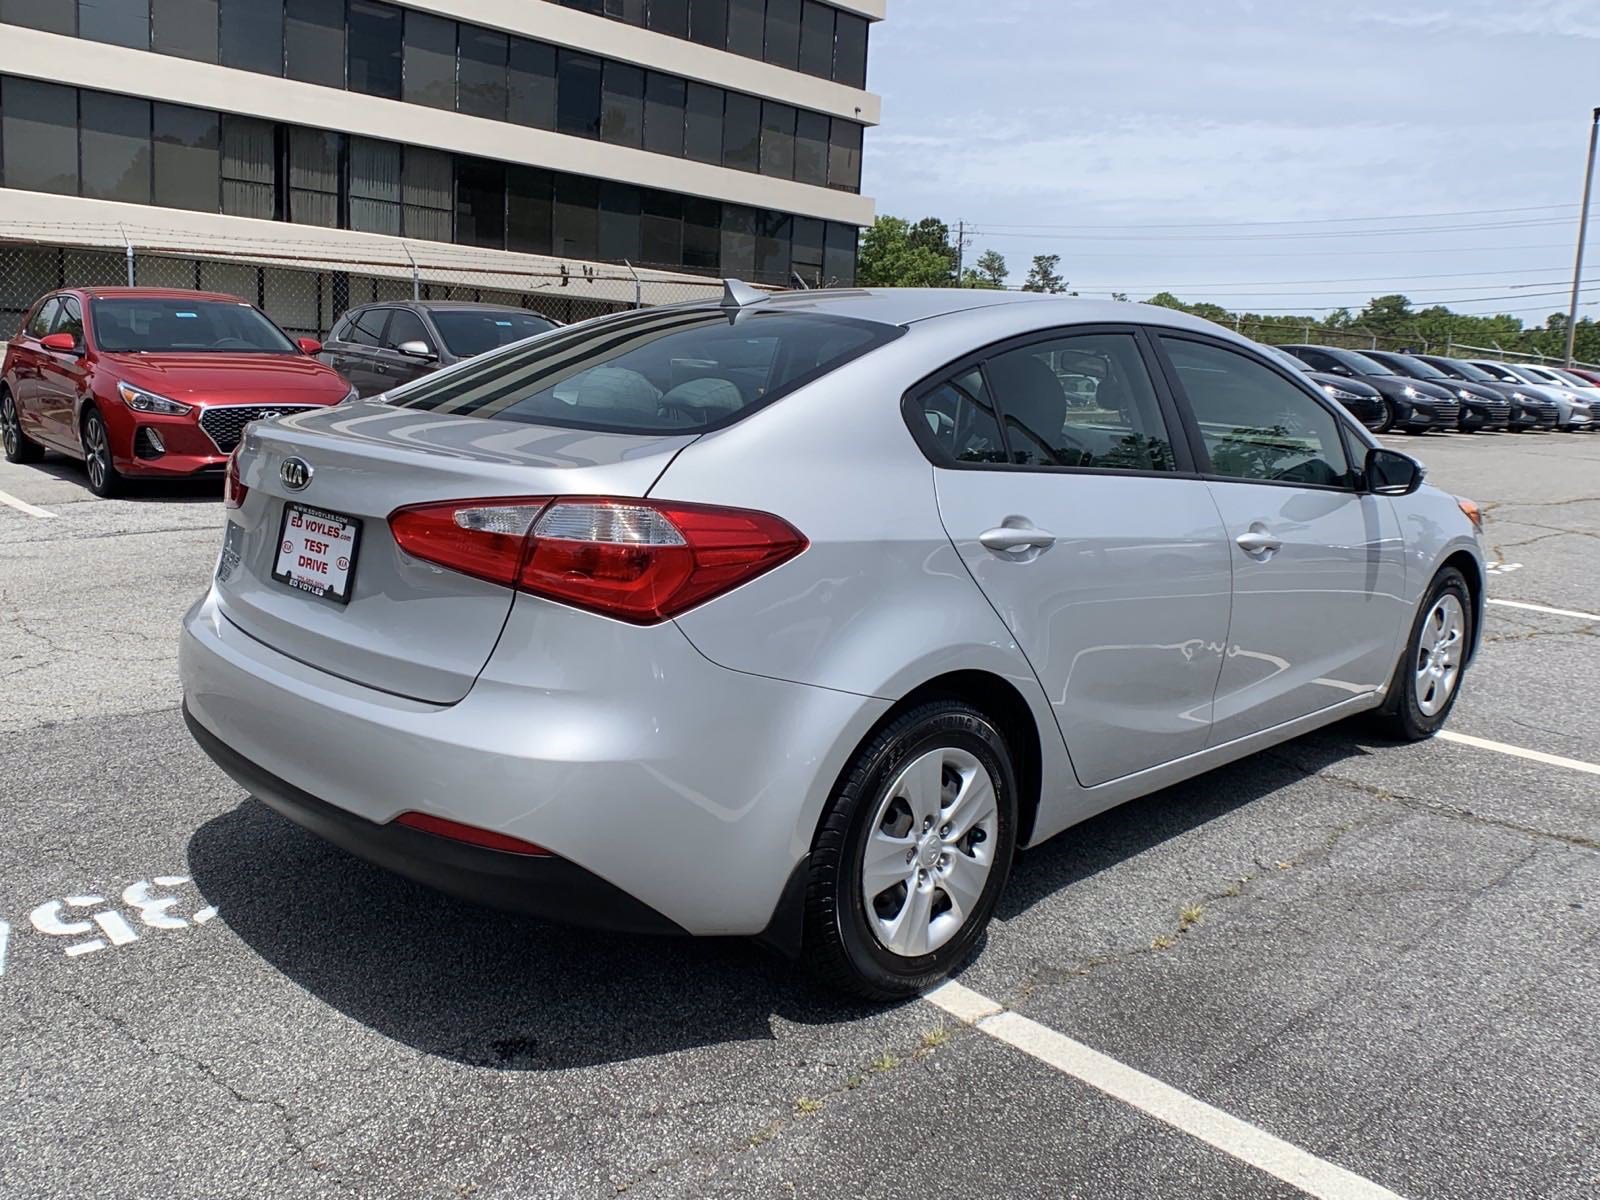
{"left": 388, "top": 496, "right": 806, "bottom": 623}
{"left": 224, "top": 446, "right": 247, "bottom": 509}
{"left": 392, "top": 811, "right": 552, "bottom": 857}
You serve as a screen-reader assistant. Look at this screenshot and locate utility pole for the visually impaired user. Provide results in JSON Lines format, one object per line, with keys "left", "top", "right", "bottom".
{"left": 955, "top": 220, "right": 966, "bottom": 285}
{"left": 1564, "top": 107, "right": 1600, "bottom": 366}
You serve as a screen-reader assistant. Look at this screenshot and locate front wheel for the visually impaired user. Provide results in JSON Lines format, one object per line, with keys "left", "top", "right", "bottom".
{"left": 803, "top": 701, "right": 1018, "bottom": 1000}
{"left": 1373, "top": 568, "right": 1472, "bottom": 741}
{"left": 81, "top": 407, "right": 123, "bottom": 498}
{"left": 1372, "top": 399, "right": 1396, "bottom": 434}
{"left": 1, "top": 390, "right": 44, "bottom": 463}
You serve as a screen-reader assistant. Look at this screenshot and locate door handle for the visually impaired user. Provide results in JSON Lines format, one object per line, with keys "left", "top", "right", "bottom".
{"left": 980, "top": 526, "right": 1057, "bottom": 553}
{"left": 1235, "top": 529, "right": 1282, "bottom": 555}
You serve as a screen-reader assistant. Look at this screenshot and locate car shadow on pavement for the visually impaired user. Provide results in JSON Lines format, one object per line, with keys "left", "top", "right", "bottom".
{"left": 186, "top": 727, "right": 1383, "bottom": 1071}
{"left": 21, "top": 458, "right": 223, "bottom": 502}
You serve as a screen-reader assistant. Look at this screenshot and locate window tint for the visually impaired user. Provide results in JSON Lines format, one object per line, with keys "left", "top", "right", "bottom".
{"left": 1162, "top": 338, "right": 1353, "bottom": 487}
{"left": 2, "top": 79, "right": 80, "bottom": 196}
{"left": 598, "top": 180, "right": 641, "bottom": 262}
{"left": 429, "top": 309, "right": 556, "bottom": 357}
{"left": 720, "top": 205, "right": 757, "bottom": 278}
{"left": 554, "top": 175, "right": 599, "bottom": 259}
{"left": 384, "top": 308, "right": 431, "bottom": 350}
{"left": 459, "top": 27, "right": 508, "bottom": 119}
{"left": 833, "top": 12, "right": 868, "bottom": 87}
{"left": 508, "top": 39, "right": 556, "bottom": 129}
{"left": 80, "top": 91, "right": 151, "bottom": 205}
{"left": 221, "top": 0, "right": 284, "bottom": 75}
{"left": 557, "top": 50, "right": 603, "bottom": 137}
{"left": 27, "top": 299, "right": 61, "bottom": 339}
{"left": 760, "top": 102, "right": 796, "bottom": 179}
{"left": 348, "top": 0, "right": 402, "bottom": 100}
{"left": 688, "top": 0, "right": 728, "bottom": 48}
{"left": 794, "top": 110, "right": 828, "bottom": 187}
{"left": 823, "top": 221, "right": 856, "bottom": 286}
{"left": 349, "top": 137, "right": 402, "bottom": 235}
{"left": 641, "top": 189, "right": 683, "bottom": 267}
{"left": 507, "top": 164, "right": 554, "bottom": 254}
{"left": 600, "top": 61, "right": 644, "bottom": 148}
{"left": 3, "top": 0, "right": 75, "bottom": 34}
{"left": 683, "top": 197, "right": 720, "bottom": 270}
{"left": 90, "top": 298, "right": 297, "bottom": 353}
{"left": 643, "top": 73, "right": 686, "bottom": 157}
{"left": 791, "top": 216, "right": 823, "bottom": 286}
{"left": 221, "top": 114, "right": 275, "bottom": 219}
{"left": 153, "top": 103, "right": 220, "bottom": 212}
{"left": 288, "top": 127, "right": 340, "bottom": 227}
{"left": 763, "top": 0, "right": 800, "bottom": 69}
{"left": 80, "top": 0, "right": 148, "bottom": 48}
{"left": 285, "top": 0, "right": 344, "bottom": 87}
{"left": 727, "top": 0, "right": 764, "bottom": 57}
{"left": 391, "top": 309, "right": 896, "bottom": 434}
{"left": 920, "top": 369, "right": 1006, "bottom": 464}
{"left": 985, "top": 333, "right": 1176, "bottom": 472}
{"left": 827, "top": 120, "right": 862, "bottom": 192}
{"left": 346, "top": 308, "right": 388, "bottom": 346}
{"left": 403, "top": 146, "right": 453, "bottom": 241}
{"left": 403, "top": 10, "right": 456, "bottom": 110}
{"left": 647, "top": 0, "right": 688, "bottom": 37}
{"left": 153, "top": 0, "right": 218, "bottom": 62}
{"left": 723, "top": 92, "right": 761, "bottom": 172}
{"left": 798, "top": 1, "right": 834, "bottom": 77}
{"left": 456, "top": 157, "right": 507, "bottom": 248}
{"left": 55, "top": 296, "right": 85, "bottom": 342}
{"left": 684, "top": 82, "right": 723, "bottom": 164}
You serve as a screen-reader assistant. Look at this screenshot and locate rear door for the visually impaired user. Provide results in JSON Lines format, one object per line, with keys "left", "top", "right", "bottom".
{"left": 1154, "top": 334, "right": 1408, "bottom": 743}
{"left": 37, "top": 296, "right": 88, "bottom": 447}
{"left": 333, "top": 307, "right": 393, "bottom": 397}
{"left": 921, "top": 326, "right": 1233, "bottom": 788}
{"left": 11, "top": 298, "right": 59, "bottom": 447}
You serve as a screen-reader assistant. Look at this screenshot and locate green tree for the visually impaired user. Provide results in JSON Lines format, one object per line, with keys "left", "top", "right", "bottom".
{"left": 967, "top": 249, "right": 1009, "bottom": 290}
{"left": 856, "top": 216, "right": 961, "bottom": 287}
{"left": 1022, "top": 254, "right": 1067, "bottom": 294}
{"left": 1358, "top": 294, "right": 1416, "bottom": 341}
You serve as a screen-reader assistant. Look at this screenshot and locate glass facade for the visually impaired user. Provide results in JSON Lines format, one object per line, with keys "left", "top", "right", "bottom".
{"left": 12, "top": 0, "right": 866, "bottom": 193}
{"left": 0, "top": 75, "right": 858, "bottom": 285}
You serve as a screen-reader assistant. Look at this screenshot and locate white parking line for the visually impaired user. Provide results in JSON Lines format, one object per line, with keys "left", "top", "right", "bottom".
{"left": 0, "top": 488, "right": 56, "bottom": 518}
{"left": 925, "top": 981, "right": 1405, "bottom": 1200}
{"left": 1487, "top": 598, "right": 1600, "bottom": 622}
{"left": 1436, "top": 731, "right": 1600, "bottom": 777}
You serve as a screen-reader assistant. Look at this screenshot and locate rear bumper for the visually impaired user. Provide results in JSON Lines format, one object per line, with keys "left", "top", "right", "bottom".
{"left": 184, "top": 704, "right": 684, "bottom": 935}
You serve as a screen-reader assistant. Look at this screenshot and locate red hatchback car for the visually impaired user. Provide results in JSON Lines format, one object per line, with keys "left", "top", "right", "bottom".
{"left": 1, "top": 288, "right": 355, "bottom": 496}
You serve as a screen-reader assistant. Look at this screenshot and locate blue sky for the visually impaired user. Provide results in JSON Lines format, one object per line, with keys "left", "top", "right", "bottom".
{"left": 861, "top": 1, "right": 1594, "bottom": 325}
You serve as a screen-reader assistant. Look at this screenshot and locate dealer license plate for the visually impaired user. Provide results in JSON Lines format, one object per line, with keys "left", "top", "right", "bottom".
{"left": 272, "top": 503, "right": 361, "bottom": 604}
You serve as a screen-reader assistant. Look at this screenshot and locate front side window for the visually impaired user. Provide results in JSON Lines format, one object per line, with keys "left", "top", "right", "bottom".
{"left": 27, "top": 298, "right": 61, "bottom": 339}
{"left": 54, "top": 297, "right": 85, "bottom": 342}
{"left": 985, "top": 332, "right": 1177, "bottom": 472}
{"left": 346, "top": 308, "right": 389, "bottom": 346}
{"left": 390, "top": 308, "right": 897, "bottom": 433}
{"left": 1161, "top": 337, "right": 1353, "bottom": 488}
{"left": 90, "top": 298, "right": 298, "bottom": 354}
{"left": 384, "top": 308, "right": 431, "bottom": 350}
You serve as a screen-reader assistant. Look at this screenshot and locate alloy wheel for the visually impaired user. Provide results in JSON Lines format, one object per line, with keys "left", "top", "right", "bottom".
{"left": 1414, "top": 593, "right": 1466, "bottom": 717}
{"left": 1, "top": 396, "right": 17, "bottom": 457}
{"left": 84, "top": 415, "right": 109, "bottom": 491}
{"left": 861, "top": 746, "right": 999, "bottom": 958}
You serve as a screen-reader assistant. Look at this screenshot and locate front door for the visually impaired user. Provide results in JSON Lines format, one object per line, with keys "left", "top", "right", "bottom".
{"left": 1155, "top": 335, "right": 1409, "bottom": 743}
{"left": 921, "top": 327, "right": 1233, "bottom": 788}
{"left": 377, "top": 307, "right": 439, "bottom": 388}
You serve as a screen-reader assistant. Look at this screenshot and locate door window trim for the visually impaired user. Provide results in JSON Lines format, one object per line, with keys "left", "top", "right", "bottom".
{"left": 900, "top": 322, "right": 1201, "bottom": 479}
{"left": 1147, "top": 330, "right": 1364, "bottom": 495}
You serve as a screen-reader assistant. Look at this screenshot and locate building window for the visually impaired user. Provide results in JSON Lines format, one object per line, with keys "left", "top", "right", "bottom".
{"left": 285, "top": 0, "right": 344, "bottom": 88}
{"left": 152, "top": 0, "right": 218, "bottom": 62}
{"left": 221, "top": 0, "right": 284, "bottom": 75}
{"left": 507, "top": 164, "right": 553, "bottom": 254}
{"left": 683, "top": 196, "right": 720, "bottom": 272}
{"left": 508, "top": 38, "right": 556, "bottom": 130}
{"left": 557, "top": 50, "right": 603, "bottom": 138}
{"left": 754, "top": 210, "right": 792, "bottom": 284}
{"left": 459, "top": 26, "right": 508, "bottom": 120}
{"left": 81, "top": 91, "right": 152, "bottom": 205}
{"left": 600, "top": 62, "right": 644, "bottom": 148}
{"left": 794, "top": 110, "right": 827, "bottom": 187}
{"left": 348, "top": 0, "right": 402, "bottom": 101}
{"left": 643, "top": 73, "right": 686, "bottom": 158}
{"left": 833, "top": 12, "right": 868, "bottom": 88}
{"left": 684, "top": 82, "right": 722, "bottom": 165}
{"left": 221, "top": 114, "right": 276, "bottom": 219}
{"left": 403, "top": 11, "right": 456, "bottom": 111}
{"left": 721, "top": 205, "right": 757, "bottom": 278}
{"left": 1, "top": 78, "right": 79, "bottom": 196}
{"left": 791, "top": 215, "right": 823, "bottom": 286}
{"left": 763, "top": 0, "right": 800, "bottom": 70}
{"left": 726, "top": 0, "right": 763, "bottom": 59}
{"left": 608, "top": 0, "right": 646, "bottom": 23}
{"left": 598, "top": 181, "right": 640, "bottom": 262}
{"left": 2, "top": 0, "right": 75, "bottom": 34}
{"left": 288, "top": 126, "right": 341, "bottom": 227}
{"left": 554, "top": 175, "right": 599, "bottom": 260}
{"left": 824, "top": 220, "right": 856, "bottom": 286}
{"left": 760, "top": 101, "right": 795, "bottom": 180}
{"left": 455, "top": 156, "right": 507, "bottom": 248}
{"left": 403, "top": 146, "right": 453, "bottom": 241}
{"left": 828, "top": 120, "right": 862, "bottom": 192}
{"left": 722, "top": 92, "right": 760, "bottom": 173}
{"left": 640, "top": 189, "right": 682, "bottom": 268}
{"left": 797, "top": 2, "right": 833, "bottom": 78}
{"left": 79, "top": 0, "right": 148, "bottom": 49}
{"left": 153, "top": 103, "right": 220, "bottom": 212}
{"left": 349, "top": 137, "right": 402, "bottom": 235}
{"left": 646, "top": 0, "right": 688, "bottom": 38}
{"left": 688, "top": 0, "right": 727, "bottom": 49}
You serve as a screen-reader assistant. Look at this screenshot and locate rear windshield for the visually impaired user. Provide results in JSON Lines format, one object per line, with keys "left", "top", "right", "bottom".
{"left": 430, "top": 309, "right": 558, "bottom": 358}
{"left": 388, "top": 307, "right": 900, "bottom": 433}
{"left": 91, "top": 298, "right": 297, "bottom": 354}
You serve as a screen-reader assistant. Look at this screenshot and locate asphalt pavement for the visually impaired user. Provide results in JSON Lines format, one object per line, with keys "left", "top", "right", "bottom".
{"left": 1, "top": 427, "right": 1597, "bottom": 1200}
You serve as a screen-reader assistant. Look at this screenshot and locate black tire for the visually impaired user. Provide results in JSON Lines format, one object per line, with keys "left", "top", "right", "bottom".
{"left": 803, "top": 700, "right": 1018, "bottom": 1000}
{"left": 1373, "top": 399, "right": 1396, "bottom": 434}
{"left": 1373, "top": 567, "right": 1473, "bottom": 741}
{"left": 80, "top": 406, "right": 122, "bottom": 498}
{"left": 1, "top": 388, "right": 44, "bottom": 464}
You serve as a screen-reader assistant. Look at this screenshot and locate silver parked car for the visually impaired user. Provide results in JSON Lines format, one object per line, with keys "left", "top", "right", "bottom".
{"left": 181, "top": 287, "right": 1485, "bottom": 998}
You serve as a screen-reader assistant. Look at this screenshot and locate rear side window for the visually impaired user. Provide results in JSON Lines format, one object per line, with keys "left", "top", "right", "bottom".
{"left": 920, "top": 369, "right": 1005, "bottom": 463}
{"left": 389, "top": 307, "right": 899, "bottom": 432}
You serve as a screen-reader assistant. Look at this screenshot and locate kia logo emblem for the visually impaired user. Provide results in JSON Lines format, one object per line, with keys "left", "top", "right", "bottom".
{"left": 280, "top": 457, "right": 313, "bottom": 491}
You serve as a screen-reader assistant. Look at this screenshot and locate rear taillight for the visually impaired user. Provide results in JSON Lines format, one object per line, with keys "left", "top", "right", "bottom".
{"left": 388, "top": 496, "right": 807, "bottom": 624}
{"left": 224, "top": 446, "right": 247, "bottom": 509}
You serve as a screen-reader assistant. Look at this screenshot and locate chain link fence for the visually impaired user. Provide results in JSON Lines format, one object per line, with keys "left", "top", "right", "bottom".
{"left": 0, "top": 236, "right": 734, "bottom": 342}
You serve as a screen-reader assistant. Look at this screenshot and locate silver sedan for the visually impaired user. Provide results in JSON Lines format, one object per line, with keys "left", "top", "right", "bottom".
{"left": 181, "top": 287, "right": 1485, "bottom": 998}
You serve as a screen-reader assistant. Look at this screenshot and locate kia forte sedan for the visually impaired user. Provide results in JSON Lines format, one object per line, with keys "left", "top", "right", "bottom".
{"left": 1, "top": 288, "right": 355, "bottom": 496}
{"left": 181, "top": 288, "right": 1484, "bottom": 998}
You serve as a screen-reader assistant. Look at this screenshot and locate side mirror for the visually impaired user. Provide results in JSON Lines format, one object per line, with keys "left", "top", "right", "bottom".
{"left": 296, "top": 337, "right": 323, "bottom": 355}
{"left": 40, "top": 332, "right": 80, "bottom": 353}
{"left": 1365, "top": 447, "right": 1424, "bottom": 496}
{"left": 396, "top": 340, "right": 438, "bottom": 361}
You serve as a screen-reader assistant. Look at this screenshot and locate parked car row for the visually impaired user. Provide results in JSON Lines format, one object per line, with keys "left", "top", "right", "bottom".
{"left": 1270, "top": 343, "right": 1593, "bottom": 435}
{"left": 0, "top": 288, "right": 559, "bottom": 495}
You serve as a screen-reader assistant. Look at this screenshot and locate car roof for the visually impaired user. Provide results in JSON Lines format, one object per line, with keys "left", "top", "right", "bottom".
{"left": 70, "top": 287, "right": 253, "bottom": 304}
{"left": 355, "top": 299, "right": 550, "bottom": 313}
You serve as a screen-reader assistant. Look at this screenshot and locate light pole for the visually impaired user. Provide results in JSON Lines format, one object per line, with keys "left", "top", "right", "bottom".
{"left": 1563, "top": 107, "right": 1600, "bottom": 366}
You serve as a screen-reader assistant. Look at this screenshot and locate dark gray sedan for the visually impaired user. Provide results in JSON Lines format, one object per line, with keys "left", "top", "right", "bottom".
{"left": 321, "top": 301, "right": 559, "bottom": 397}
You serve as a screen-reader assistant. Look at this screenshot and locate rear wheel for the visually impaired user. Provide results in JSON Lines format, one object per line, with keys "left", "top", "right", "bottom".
{"left": 1373, "top": 567, "right": 1472, "bottom": 741}
{"left": 803, "top": 700, "right": 1018, "bottom": 1000}
{"left": 80, "top": 407, "right": 122, "bottom": 498}
{"left": 1, "top": 389, "right": 44, "bottom": 464}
